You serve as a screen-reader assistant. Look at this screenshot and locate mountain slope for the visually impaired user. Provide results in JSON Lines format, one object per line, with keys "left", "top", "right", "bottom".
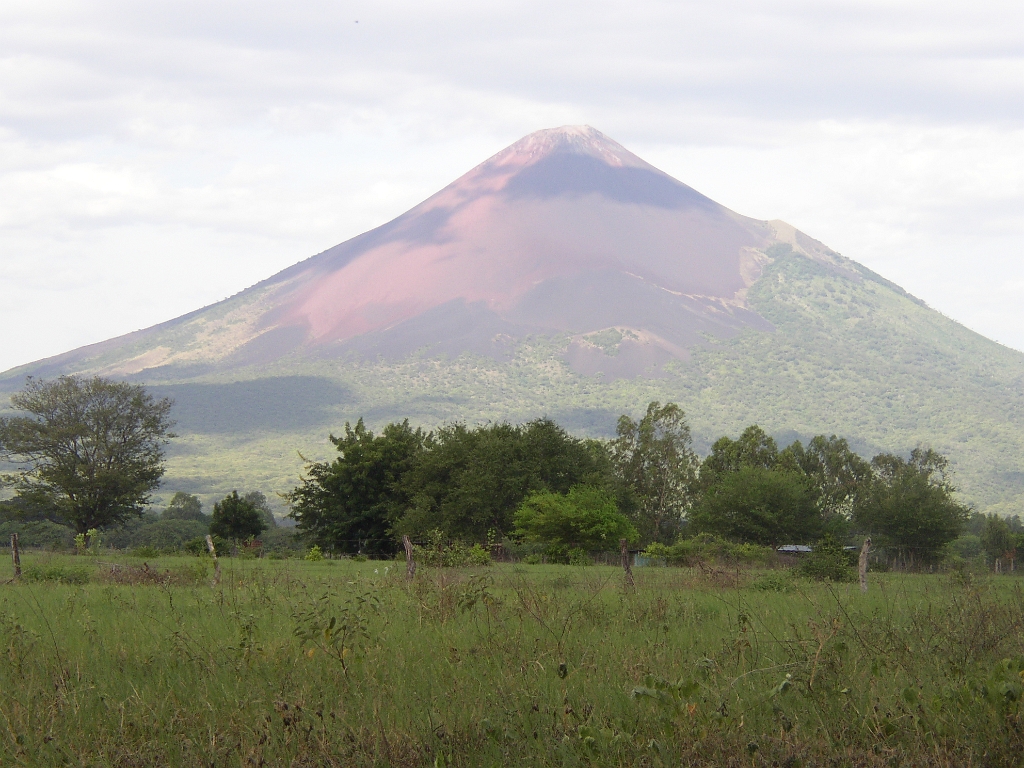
{"left": 3, "top": 127, "right": 1023, "bottom": 516}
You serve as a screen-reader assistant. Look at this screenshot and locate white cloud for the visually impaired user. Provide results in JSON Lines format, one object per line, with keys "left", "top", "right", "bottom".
{"left": 0, "top": 0, "right": 1022, "bottom": 370}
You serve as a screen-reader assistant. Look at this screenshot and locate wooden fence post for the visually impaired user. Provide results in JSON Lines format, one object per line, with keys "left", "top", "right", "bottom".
{"left": 205, "top": 535, "right": 221, "bottom": 587}
{"left": 620, "top": 538, "right": 634, "bottom": 589}
{"left": 403, "top": 535, "right": 416, "bottom": 581}
{"left": 859, "top": 537, "right": 871, "bottom": 594}
{"left": 11, "top": 533, "right": 21, "bottom": 580}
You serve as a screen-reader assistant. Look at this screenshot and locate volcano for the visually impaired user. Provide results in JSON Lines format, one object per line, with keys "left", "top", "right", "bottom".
{"left": 11, "top": 126, "right": 829, "bottom": 380}
{"left": 4, "top": 126, "right": 1024, "bottom": 517}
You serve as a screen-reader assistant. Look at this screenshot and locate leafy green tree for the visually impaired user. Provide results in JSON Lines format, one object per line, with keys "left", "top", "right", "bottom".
{"left": 209, "top": 491, "right": 266, "bottom": 543}
{"left": 161, "top": 492, "right": 206, "bottom": 522}
{"left": 854, "top": 448, "right": 969, "bottom": 565}
{"left": 0, "top": 376, "right": 174, "bottom": 534}
{"left": 242, "top": 490, "right": 277, "bottom": 529}
{"left": 513, "top": 486, "right": 637, "bottom": 550}
{"left": 400, "top": 418, "right": 612, "bottom": 541}
{"left": 611, "top": 402, "right": 698, "bottom": 543}
{"left": 980, "top": 514, "right": 1016, "bottom": 564}
{"left": 289, "top": 419, "right": 424, "bottom": 554}
{"left": 688, "top": 466, "right": 820, "bottom": 546}
{"left": 784, "top": 434, "right": 872, "bottom": 530}
{"left": 699, "top": 425, "right": 779, "bottom": 486}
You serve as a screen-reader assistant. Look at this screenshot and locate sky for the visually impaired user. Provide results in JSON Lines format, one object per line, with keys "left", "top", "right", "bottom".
{"left": 1, "top": 0, "right": 1022, "bottom": 372}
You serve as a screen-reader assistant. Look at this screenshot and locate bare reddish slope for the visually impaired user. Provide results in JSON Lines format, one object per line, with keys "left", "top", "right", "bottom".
{"left": 237, "top": 126, "right": 774, "bottom": 371}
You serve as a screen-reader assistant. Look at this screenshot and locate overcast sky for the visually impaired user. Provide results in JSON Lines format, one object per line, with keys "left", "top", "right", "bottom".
{"left": 1, "top": 0, "right": 1022, "bottom": 372}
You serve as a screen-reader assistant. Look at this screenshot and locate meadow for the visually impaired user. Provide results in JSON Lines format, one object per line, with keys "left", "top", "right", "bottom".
{"left": 2, "top": 554, "right": 1023, "bottom": 766}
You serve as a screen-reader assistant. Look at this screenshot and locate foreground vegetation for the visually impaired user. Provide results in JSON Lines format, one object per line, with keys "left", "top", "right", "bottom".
{"left": 3, "top": 554, "right": 1024, "bottom": 766}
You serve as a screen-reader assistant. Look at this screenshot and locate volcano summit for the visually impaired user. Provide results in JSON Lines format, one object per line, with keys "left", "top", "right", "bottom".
{"left": 4, "top": 127, "right": 1024, "bottom": 515}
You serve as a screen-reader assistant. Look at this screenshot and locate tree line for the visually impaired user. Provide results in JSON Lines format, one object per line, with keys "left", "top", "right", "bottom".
{"left": 0, "top": 376, "right": 990, "bottom": 564}
{"left": 289, "top": 402, "right": 975, "bottom": 564}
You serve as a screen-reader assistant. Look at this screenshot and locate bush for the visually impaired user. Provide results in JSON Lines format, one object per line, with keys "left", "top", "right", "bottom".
{"left": 797, "top": 535, "right": 855, "bottom": 582}
{"left": 414, "top": 530, "right": 492, "bottom": 567}
{"left": 644, "top": 534, "right": 774, "bottom": 567}
{"left": 567, "top": 547, "right": 591, "bottom": 566}
{"left": 514, "top": 486, "right": 637, "bottom": 550}
{"left": 466, "top": 543, "right": 492, "bottom": 566}
{"left": 305, "top": 545, "right": 324, "bottom": 562}
{"left": 22, "top": 564, "right": 91, "bottom": 585}
{"left": 0, "top": 520, "right": 74, "bottom": 550}
{"left": 751, "top": 571, "right": 795, "bottom": 593}
{"left": 127, "top": 519, "right": 210, "bottom": 552}
{"left": 544, "top": 544, "right": 591, "bottom": 565}
{"left": 523, "top": 554, "right": 542, "bottom": 565}
{"left": 129, "top": 545, "right": 163, "bottom": 558}
{"left": 259, "top": 526, "right": 305, "bottom": 557}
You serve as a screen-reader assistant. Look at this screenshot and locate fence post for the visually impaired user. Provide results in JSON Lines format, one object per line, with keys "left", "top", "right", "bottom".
{"left": 403, "top": 535, "right": 416, "bottom": 581}
{"left": 859, "top": 537, "right": 871, "bottom": 594}
{"left": 620, "top": 538, "right": 634, "bottom": 589}
{"left": 11, "top": 533, "right": 21, "bottom": 580}
{"left": 205, "top": 535, "right": 221, "bottom": 587}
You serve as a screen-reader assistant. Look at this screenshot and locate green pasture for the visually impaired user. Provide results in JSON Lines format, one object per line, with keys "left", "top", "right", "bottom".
{"left": 2, "top": 554, "right": 1023, "bottom": 766}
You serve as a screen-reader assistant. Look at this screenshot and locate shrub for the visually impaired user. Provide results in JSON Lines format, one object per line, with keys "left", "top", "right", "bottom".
{"left": 466, "top": 543, "right": 492, "bottom": 566}
{"left": 797, "top": 535, "right": 855, "bottom": 581}
{"left": 646, "top": 534, "right": 774, "bottom": 567}
{"left": 567, "top": 547, "right": 591, "bottom": 566}
{"left": 523, "top": 554, "right": 542, "bottom": 565}
{"left": 305, "top": 545, "right": 324, "bottom": 562}
{"left": 0, "top": 520, "right": 73, "bottom": 549}
{"left": 22, "top": 564, "right": 90, "bottom": 585}
{"left": 414, "top": 530, "right": 492, "bottom": 567}
{"left": 128, "top": 519, "right": 210, "bottom": 552}
{"left": 514, "top": 486, "right": 637, "bottom": 550}
{"left": 751, "top": 571, "right": 795, "bottom": 593}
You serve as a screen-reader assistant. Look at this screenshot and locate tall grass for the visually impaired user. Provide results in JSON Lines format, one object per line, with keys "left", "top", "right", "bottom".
{"left": 1, "top": 553, "right": 1023, "bottom": 765}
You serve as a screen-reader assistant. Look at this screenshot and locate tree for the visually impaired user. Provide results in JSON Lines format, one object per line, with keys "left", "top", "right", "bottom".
{"left": 785, "top": 435, "right": 872, "bottom": 530}
{"left": 611, "top": 402, "right": 698, "bottom": 543}
{"left": 0, "top": 376, "right": 174, "bottom": 534}
{"left": 161, "top": 492, "right": 206, "bottom": 522}
{"left": 400, "top": 418, "right": 612, "bottom": 541}
{"left": 698, "top": 425, "right": 779, "bottom": 486}
{"left": 688, "top": 466, "right": 820, "bottom": 546}
{"left": 980, "top": 514, "right": 1016, "bottom": 565}
{"left": 514, "top": 486, "right": 637, "bottom": 550}
{"left": 209, "top": 491, "right": 266, "bottom": 543}
{"left": 289, "top": 419, "right": 424, "bottom": 554}
{"left": 854, "top": 448, "right": 969, "bottom": 566}
{"left": 242, "top": 491, "right": 277, "bottom": 529}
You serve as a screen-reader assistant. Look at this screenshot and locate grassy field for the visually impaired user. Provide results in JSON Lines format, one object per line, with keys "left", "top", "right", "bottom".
{"left": 2, "top": 555, "right": 1024, "bottom": 766}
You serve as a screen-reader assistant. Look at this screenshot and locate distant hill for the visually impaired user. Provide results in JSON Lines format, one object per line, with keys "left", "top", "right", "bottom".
{"left": 3, "top": 126, "right": 1023, "bottom": 516}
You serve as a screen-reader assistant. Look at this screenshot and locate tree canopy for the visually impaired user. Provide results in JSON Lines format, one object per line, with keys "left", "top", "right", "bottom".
{"left": 289, "top": 419, "right": 424, "bottom": 554}
{"left": 0, "top": 376, "right": 174, "bottom": 534}
{"left": 399, "top": 418, "right": 613, "bottom": 541}
{"left": 688, "top": 466, "right": 820, "bottom": 546}
{"left": 853, "top": 448, "right": 969, "bottom": 564}
{"left": 209, "top": 491, "right": 267, "bottom": 543}
{"left": 514, "top": 486, "right": 637, "bottom": 550}
{"left": 161, "top": 492, "right": 206, "bottom": 522}
{"left": 611, "top": 402, "right": 697, "bottom": 543}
